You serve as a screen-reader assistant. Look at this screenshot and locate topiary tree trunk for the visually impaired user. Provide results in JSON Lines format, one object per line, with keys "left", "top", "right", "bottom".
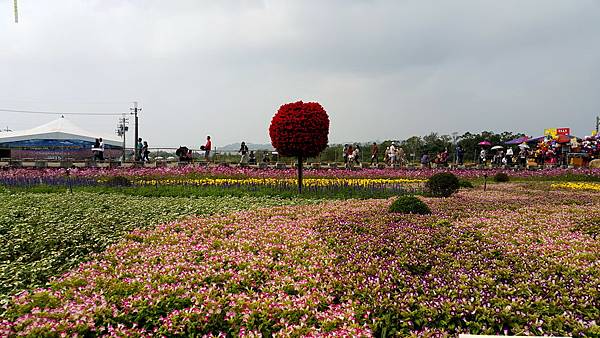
{"left": 297, "top": 155, "right": 303, "bottom": 194}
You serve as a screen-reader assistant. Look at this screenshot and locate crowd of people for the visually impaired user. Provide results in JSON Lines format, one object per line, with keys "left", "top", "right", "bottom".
{"left": 342, "top": 144, "right": 362, "bottom": 168}
{"left": 382, "top": 143, "right": 407, "bottom": 166}
{"left": 93, "top": 131, "right": 600, "bottom": 168}
{"left": 479, "top": 134, "right": 600, "bottom": 168}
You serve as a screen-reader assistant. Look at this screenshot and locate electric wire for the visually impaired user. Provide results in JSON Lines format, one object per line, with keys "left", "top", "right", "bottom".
{"left": 0, "top": 108, "right": 126, "bottom": 116}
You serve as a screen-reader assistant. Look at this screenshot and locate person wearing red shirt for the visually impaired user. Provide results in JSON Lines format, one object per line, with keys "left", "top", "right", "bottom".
{"left": 204, "top": 135, "right": 212, "bottom": 161}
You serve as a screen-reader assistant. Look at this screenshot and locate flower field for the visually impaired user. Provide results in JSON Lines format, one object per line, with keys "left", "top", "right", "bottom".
{"left": 2, "top": 183, "right": 598, "bottom": 337}
{"left": 2, "top": 167, "right": 599, "bottom": 200}
{"left": 0, "top": 192, "right": 311, "bottom": 314}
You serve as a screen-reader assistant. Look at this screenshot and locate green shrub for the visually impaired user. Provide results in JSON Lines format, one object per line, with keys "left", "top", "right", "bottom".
{"left": 104, "top": 176, "right": 132, "bottom": 187}
{"left": 426, "top": 172, "right": 460, "bottom": 197}
{"left": 389, "top": 196, "right": 431, "bottom": 215}
{"left": 493, "top": 172, "right": 510, "bottom": 182}
{"left": 458, "top": 179, "right": 474, "bottom": 188}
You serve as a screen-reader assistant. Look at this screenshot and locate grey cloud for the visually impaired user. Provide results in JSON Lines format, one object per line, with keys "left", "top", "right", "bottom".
{"left": 1, "top": 1, "right": 599, "bottom": 148}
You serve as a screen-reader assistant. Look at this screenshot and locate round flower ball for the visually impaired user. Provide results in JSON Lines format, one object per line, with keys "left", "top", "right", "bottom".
{"left": 269, "top": 101, "right": 330, "bottom": 158}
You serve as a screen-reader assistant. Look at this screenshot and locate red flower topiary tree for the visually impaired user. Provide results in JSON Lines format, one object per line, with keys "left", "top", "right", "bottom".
{"left": 269, "top": 101, "right": 330, "bottom": 193}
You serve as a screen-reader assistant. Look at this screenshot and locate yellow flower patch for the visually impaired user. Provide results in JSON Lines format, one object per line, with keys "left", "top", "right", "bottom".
{"left": 551, "top": 182, "right": 600, "bottom": 191}
{"left": 135, "top": 177, "right": 425, "bottom": 187}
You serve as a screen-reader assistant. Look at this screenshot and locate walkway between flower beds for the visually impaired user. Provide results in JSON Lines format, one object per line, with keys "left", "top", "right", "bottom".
{"left": 2, "top": 184, "right": 599, "bottom": 337}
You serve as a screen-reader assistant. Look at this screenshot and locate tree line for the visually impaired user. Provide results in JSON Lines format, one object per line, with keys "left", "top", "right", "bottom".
{"left": 312, "top": 131, "right": 525, "bottom": 164}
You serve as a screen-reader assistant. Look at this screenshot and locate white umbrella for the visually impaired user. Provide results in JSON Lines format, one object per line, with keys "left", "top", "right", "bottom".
{"left": 491, "top": 145, "right": 504, "bottom": 150}
{"left": 518, "top": 143, "right": 530, "bottom": 149}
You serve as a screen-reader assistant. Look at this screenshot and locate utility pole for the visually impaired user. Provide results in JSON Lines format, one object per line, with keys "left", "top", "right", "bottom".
{"left": 130, "top": 102, "right": 141, "bottom": 161}
{"left": 596, "top": 115, "right": 599, "bottom": 134}
{"left": 116, "top": 115, "right": 129, "bottom": 162}
{"left": 14, "top": 0, "right": 18, "bottom": 23}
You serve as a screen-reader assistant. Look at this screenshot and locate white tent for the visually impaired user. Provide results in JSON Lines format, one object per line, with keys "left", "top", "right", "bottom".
{"left": 0, "top": 116, "right": 121, "bottom": 147}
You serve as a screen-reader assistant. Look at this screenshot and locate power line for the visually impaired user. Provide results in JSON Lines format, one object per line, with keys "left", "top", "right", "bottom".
{"left": 0, "top": 98, "right": 131, "bottom": 105}
{"left": 0, "top": 108, "right": 125, "bottom": 116}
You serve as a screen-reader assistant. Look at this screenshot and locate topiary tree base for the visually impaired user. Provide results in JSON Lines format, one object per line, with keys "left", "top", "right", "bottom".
{"left": 297, "top": 155, "right": 303, "bottom": 194}
{"left": 389, "top": 196, "right": 431, "bottom": 215}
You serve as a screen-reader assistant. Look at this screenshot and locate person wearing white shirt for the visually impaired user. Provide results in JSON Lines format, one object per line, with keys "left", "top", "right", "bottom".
{"left": 505, "top": 147, "right": 514, "bottom": 166}
{"left": 389, "top": 144, "right": 396, "bottom": 165}
{"left": 98, "top": 138, "right": 105, "bottom": 161}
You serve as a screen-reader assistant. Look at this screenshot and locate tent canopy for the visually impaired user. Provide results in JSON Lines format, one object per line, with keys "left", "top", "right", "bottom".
{"left": 505, "top": 136, "right": 531, "bottom": 145}
{"left": 0, "top": 116, "right": 121, "bottom": 148}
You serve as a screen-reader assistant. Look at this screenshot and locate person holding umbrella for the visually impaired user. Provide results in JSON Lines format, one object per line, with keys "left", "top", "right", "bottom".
{"left": 478, "top": 141, "right": 491, "bottom": 165}
{"left": 518, "top": 143, "right": 530, "bottom": 168}
{"left": 491, "top": 145, "right": 504, "bottom": 166}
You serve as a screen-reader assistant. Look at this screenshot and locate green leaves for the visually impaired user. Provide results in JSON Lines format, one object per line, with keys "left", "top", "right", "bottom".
{"left": 0, "top": 192, "right": 305, "bottom": 313}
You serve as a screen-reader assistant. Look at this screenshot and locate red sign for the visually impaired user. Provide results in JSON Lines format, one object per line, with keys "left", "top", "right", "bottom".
{"left": 556, "top": 128, "right": 570, "bottom": 136}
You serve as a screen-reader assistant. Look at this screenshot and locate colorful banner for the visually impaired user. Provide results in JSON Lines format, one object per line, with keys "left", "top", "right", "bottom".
{"left": 544, "top": 128, "right": 570, "bottom": 138}
{"left": 544, "top": 128, "right": 557, "bottom": 138}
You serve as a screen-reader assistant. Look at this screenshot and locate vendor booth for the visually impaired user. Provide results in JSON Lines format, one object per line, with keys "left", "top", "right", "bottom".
{"left": 0, "top": 116, "right": 122, "bottom": 160}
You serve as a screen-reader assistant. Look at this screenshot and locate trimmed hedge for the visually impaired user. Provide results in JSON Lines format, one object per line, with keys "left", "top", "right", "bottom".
{"left": 389, "top": 196, "right": 431, "bottom": 215}
{"left": 459, "top": 179, "right": 474, "bottom": 188}
{"left": 493, "top": 173, "right": 510, "bottom": 182}
{"left": 426, "top": 172, "right": 460, "bottom": 197}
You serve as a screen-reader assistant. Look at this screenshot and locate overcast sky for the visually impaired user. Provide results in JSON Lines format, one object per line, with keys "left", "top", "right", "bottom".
{"left": 1, "top": 0, "right": 599, "bottom": 148}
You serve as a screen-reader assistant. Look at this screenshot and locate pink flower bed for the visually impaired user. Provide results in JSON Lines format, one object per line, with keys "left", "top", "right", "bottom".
{"left": 1, "top": 166, "right": 599, "bottom": 181}
{"left": 2, "top": 184, "right": 598, "bottom": 336}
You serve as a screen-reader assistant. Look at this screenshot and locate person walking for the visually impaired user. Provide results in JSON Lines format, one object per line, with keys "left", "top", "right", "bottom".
{"left": 518, "top": 147, "right": 528, "bottom": 167}
{"left": 345, "top": 145, "right": 354, "bottom": 169}
{"left": 396, "top": 146, "right": 405, "bottom": 166}
{"left": 98, "top": 138, "right": 105, "bottom": 161}
{"left": 506, "top": 147, "right": 514, "bottom": 166}
{"left": 343, "top": 144, "right": 349, "bottom": 164}
{"left": 456, "top": 145, "right": 464, "bottom": 165}
{"left": 239, "top": 141, "right": 249, "bottom": 164}
{"left": 420, "top": 153, "right": 430, "bottom": 169}
{"left": 93, "top": 138, "right": 100, "bottom": 161}
{"left": 389, "top": 143, "right": 396, "bottom": 165}
{"left": 136, "top": 138, "right": 143, "bottom": 161}
{"left": 141, "top": 141, "right": 150, "bottom": 162}
{"left": 479, "top": 149, "right": 487, "bottom": 165}
{"left": 353, "top": 144, "right": 361, "bottom": 165}
{"left": 370, "top": 142, "right": 379, "bottom": 164}
{"left": 383, "top": 146, "right": 390, "bottom": 164}
{"left": 203, "top": 136, "right": 212, "bottom": 162}
{"left": 440, "top": 148, "right": 449, "bottom": 166}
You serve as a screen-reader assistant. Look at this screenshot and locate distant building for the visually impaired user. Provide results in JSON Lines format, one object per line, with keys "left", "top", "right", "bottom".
{"left": 0, "top": 116, "right": 122, "bottom": 160}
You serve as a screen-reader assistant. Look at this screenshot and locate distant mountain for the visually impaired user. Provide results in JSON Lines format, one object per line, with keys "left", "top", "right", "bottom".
{"left": 218, "top": 142, "right": 274, "bottom": 152}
